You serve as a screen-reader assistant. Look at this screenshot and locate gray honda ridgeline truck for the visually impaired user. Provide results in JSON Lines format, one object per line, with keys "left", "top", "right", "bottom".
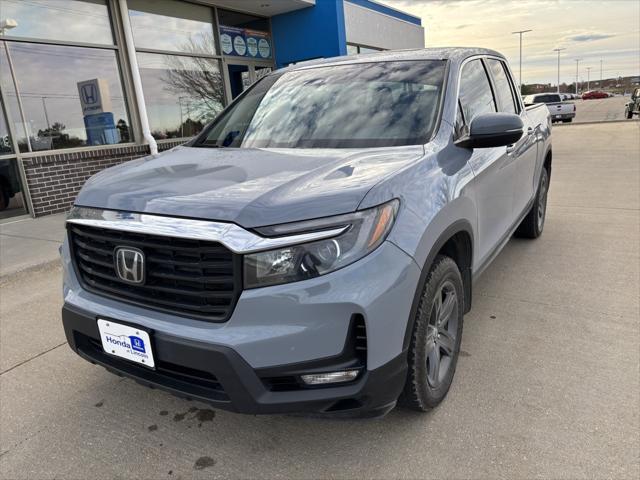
{"left": 62, "top": 48, "right": 552, "bottom": 417}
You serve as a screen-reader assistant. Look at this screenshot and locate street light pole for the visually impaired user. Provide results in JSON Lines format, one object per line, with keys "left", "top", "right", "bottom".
{"left": 586, "top": 67, "right": 592, "bottom": 91}
{"left": 553, "top": 47, "right": 566, "bottom": 94}
{"left": 600, "top": 59, "right": 603, "bottom": 86}
{"left": 512, "top": 29, "right": 532, "bottom": 92}
{"left": 574, "top": 59, "right": 582, "bottom": 95}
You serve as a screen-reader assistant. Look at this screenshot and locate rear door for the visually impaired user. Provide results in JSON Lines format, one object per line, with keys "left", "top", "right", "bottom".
{"left": 457, "top": 58, "right": 514, "bottom": 268}
{"left": 485, "top": 58, "right": 538, "bottom": 219}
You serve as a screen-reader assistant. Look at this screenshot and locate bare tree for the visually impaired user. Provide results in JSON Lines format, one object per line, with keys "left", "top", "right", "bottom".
{"left": 161, "top": 32, "right": 226, "bottom": 126}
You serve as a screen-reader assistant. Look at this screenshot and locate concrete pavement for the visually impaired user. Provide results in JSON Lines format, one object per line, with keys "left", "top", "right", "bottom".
{"left": 0, "top": 122, "right": 638, "bottom": 479}
{"left": 0, "top": 213, "right": 66, "bottom": 278}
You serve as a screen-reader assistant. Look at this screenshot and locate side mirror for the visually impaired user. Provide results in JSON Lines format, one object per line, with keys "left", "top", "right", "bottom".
{"left": 455, "top": 112, "right": 524, "bottom": 149}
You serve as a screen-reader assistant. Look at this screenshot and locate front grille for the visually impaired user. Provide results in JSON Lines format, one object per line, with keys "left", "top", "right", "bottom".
{"left": 68, "top": 224, "right": 242, "bottom": 321}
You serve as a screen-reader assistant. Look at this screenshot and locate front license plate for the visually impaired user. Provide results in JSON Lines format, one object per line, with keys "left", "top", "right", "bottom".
{"left": 97, "top": 319, "right": 155, "bottom": 369}
{"left": 555, "top": 115, "right": 562, "bottom": 119}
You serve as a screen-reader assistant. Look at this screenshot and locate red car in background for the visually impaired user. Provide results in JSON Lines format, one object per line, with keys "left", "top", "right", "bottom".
{"left": 582, "top": 90, "right": 609, "bottom": 99}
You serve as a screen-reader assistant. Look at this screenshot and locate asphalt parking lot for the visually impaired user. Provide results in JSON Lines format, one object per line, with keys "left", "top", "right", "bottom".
{"left": 569, "top": 95, "right": 634, "bottom": 123}
{"left": 1, "top": 121, "right": 639, "bottom": 479}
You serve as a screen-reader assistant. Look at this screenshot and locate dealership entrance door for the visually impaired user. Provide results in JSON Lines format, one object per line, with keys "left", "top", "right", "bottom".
{"left": 225, "top": 62, "right": 273, "bottom": 99}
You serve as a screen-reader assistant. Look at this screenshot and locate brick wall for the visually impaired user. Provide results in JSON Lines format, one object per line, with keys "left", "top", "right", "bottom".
{"left": 22, "top": 141, "right": 184, "bottom": 217}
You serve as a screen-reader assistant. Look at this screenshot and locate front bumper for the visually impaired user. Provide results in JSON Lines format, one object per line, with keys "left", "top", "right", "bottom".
{"left": 61, "top": 237, "right": 421, "bottom": 415}
{"left": 551, "top": 112, "right": 575, "bottom": 120}
{"left": 62, "top": 304, "right": 407, "bottom": 415}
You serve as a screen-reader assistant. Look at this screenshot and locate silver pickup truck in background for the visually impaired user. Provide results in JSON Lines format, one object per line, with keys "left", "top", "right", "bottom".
{"left": 524, "top": 92, "right": 576, "bottom": 123}
{"left": 61, "top": 48, "right": 552, "bottom": 418}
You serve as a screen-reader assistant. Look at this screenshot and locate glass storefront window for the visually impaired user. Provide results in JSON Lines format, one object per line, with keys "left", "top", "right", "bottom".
{"left": 128, "top": 0, "right": 216, "bottom": 55}
{"left": 0, "top": 42, "right": 132, "bottom": 152}
{"left": 0, "top": 104, "right": 13, "bottom": 154}
{"left": 218, "top": 9, "right": 272, "bottom": 60}
{"left": 0, "top": 0, "right": 114, "bottom": 45}
{"left": 217, "top": 9, "right": 270, "bottom": 31}
{"left": 137, "top": 52, "right": 224, "bottom": 139}
{"left": 0, "top": 158, "right": 27, "bottom": 218}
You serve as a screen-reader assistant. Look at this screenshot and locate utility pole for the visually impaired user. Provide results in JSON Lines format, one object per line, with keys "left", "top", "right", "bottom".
{"left": 511, "top": 29, "right": 532, "bottom": 92}
{"left": 574, "top": 59, "right": 582, "bottom": 95}
{"left": 553, "top": 47, "right": 566, "bottom": 94}
{"left": 586, "top": 67, "right": 592, "bottom": 91}
{"left": 600, "top": 59, "right": 603, "bottom": 86}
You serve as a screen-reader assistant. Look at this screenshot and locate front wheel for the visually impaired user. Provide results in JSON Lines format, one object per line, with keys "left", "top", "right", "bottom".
{"left": 400, "top": 255, "right": 464, "bottom": 411}
{"left": 515, "top": 167, "right": 549, "bottom": 238}
{"left": 626, "top": 107, "right": 633, "bottom": 119}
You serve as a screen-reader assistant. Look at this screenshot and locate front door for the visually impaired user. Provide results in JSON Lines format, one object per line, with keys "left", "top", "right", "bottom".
{"left": 458, "top": 58, "right": 515, "bottom": 268}
{"left": 227, "top": 64, "right": 251, "bottom": 99}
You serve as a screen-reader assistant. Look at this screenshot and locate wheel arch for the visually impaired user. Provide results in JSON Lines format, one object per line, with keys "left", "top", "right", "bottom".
{"left": 402, "top": 220, "right": 474, "bottom": 350}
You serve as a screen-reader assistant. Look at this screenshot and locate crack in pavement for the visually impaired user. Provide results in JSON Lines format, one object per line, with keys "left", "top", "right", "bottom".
{"left": 0, "top": 342, "right": 67, "bottom": 376}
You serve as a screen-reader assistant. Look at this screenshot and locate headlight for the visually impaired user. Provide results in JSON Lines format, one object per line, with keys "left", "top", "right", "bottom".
{"left": 244, "top": 200, "right": 399, "bottom": 288}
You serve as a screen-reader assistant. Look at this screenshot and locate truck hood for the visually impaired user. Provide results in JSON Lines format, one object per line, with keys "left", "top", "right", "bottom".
{"left": 76, "top": 145, "right": 424, "bottom": 227}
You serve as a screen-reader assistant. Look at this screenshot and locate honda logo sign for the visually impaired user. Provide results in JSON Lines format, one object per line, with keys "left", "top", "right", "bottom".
{"left": 114, "top": 247, "right": 145, "bottom": 285}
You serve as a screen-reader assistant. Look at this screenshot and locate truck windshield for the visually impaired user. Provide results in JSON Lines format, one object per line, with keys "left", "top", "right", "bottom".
{"left": 196, "top": 60, "right": 447, "bottom": 149}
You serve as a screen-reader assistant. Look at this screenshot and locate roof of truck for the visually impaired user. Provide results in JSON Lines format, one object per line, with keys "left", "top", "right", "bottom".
{"left": 283, "top": 47, "right": 505, "bottom": 71}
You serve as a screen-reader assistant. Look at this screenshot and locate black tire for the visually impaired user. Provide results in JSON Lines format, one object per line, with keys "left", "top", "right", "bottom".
{"left": 626, "top": 107, "right": 633, "bottom": 119}
{"left": 400, "top": 255, "right": 464, "bottom": 411}
{"left": 515, "top": 166, "right": 549, "bottom": 239}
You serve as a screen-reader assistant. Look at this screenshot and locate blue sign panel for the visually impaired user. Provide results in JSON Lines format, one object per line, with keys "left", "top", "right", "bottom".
{"left": 219, "top": 25, "right": 271, "bottom": 59}
{"left": 84, "top": 112, "right": 119, "bottom": 146}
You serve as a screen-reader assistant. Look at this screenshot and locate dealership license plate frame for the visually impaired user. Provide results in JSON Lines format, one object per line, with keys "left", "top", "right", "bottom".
{"left": 97, "top": 318, "right": 156, "bottom": 369}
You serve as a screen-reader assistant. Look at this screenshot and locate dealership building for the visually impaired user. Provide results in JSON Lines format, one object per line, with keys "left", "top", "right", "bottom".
{"left": 0, "top": 0, "right": 423, "bottom": 220}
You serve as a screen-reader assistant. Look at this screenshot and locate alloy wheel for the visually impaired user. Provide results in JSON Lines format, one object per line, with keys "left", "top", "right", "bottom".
{"left": 426, "top": 280, "right": 459, "bottom": 388}
{"left": 537, "top": 170, "right": 549, "bottom": 231}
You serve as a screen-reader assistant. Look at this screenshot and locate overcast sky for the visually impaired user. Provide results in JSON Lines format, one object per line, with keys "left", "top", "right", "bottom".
{"left": 380, "top": 0, "right": 640, "bottom": 85}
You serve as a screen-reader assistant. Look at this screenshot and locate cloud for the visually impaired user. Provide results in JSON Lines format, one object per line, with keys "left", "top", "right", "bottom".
{"left": 563, "top": 32, "right": 616, "bottom": 42}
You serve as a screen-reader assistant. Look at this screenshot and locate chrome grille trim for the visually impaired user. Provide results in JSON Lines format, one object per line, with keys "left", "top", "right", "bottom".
{"left": 67, "top": 206, "right": 348, "bottom": 254}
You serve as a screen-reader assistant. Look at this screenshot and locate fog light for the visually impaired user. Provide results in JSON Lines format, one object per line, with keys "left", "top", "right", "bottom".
{"left": 300, "top": 370, "right": 360, "bottom": 385}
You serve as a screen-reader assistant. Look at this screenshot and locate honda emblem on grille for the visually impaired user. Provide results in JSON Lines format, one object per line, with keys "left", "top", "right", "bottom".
{"left": 114, "top": 247, "right": 145, "bottom": 284}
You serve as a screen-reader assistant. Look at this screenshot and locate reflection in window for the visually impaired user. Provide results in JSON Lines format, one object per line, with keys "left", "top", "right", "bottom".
{"left": 0, "top": 42, "right": 132, "bottom": 151}
{"left": 128, "top": 0, "right": 215, "bottom": 54}
{"left": 459, "top": 59, "right": 496, "bottom": 123}
{"left": 0, "top": 159, "right": 28, "bottom": 218}
{"left": 0, "top": 0, "right": 113, "bottom": 45}
{"left": 486, "top": 59, "right": 517, "bottom": 114}
{"left": 201, "top": 61, "right": 446, "bottom": 148}
{"left": 0, "top": 105, "right": 13, "bottom": 154}
{"left": 137, "top": 53, "right": 224, "bottom": 139}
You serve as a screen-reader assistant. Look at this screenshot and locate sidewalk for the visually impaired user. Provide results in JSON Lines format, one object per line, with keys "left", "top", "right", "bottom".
{"left": 0, "top": 213, "right": 67, "bottom": 278}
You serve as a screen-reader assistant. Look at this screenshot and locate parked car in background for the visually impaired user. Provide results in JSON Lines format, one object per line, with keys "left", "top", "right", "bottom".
{"left": 61, "top": 48, "right": 553, "bottom": 418}
{"left": 582, "top": 90, "right": 608, "bottom": 100}
{"left": 625, "top": 88, "right": 640, "bottom": 119}
{"left": 524, "top": 92, "right": 576, "bottom": 123}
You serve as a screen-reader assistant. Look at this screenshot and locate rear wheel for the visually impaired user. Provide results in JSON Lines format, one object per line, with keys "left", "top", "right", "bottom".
{"left": 515, "top": 166, "right": 549, "bottom": 238}
{"left": 400, "top": 255, "right": 464, "bottom": 411}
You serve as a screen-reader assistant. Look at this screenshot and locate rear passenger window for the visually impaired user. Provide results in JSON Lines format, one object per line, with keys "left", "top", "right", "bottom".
{"left": 486, "top": 59, "right": 517, "bottom": 114}
{"left": 458, "top": 59, "right": 496, "bottom": 124}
